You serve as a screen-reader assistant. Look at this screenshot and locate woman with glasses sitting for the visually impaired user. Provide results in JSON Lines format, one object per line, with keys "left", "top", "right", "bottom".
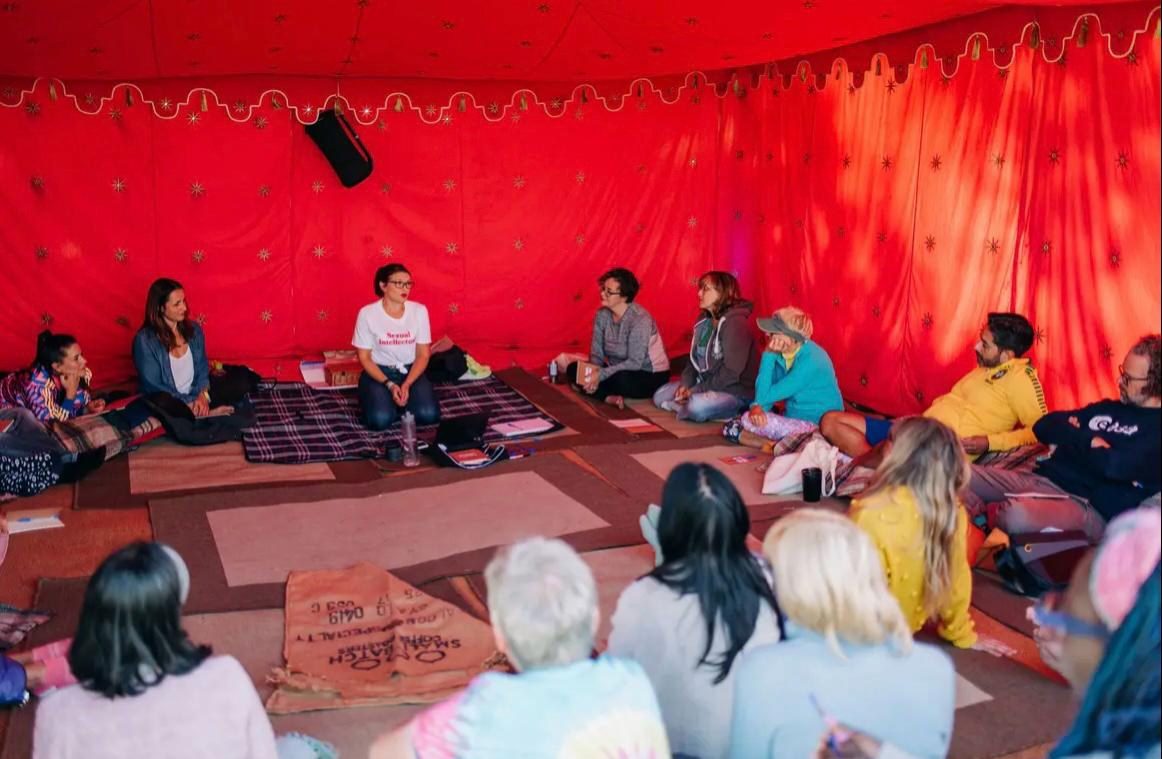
{"left": 353, "top": 264, "right": 440, "bottom": 430}
{"left": 565, "top": 267, "right": 670, "bottom": 409}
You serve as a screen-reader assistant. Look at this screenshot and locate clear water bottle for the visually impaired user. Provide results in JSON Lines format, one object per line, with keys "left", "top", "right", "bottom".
{"left": 548, "top": 360, "right": 558, "bottom": 384}
{"left": 400, "top": 411, "right": 420, "bottom": 467}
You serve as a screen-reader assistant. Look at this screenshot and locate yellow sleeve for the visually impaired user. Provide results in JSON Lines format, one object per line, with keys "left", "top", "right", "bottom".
{"left": 986, "top": 367, "right": 1048, "bottom": 451}
{"left": 850, "top": 502, "right": 894, "bottom": 583}
{"left": 938, "top": 507, "right": 977, "bottom": 648}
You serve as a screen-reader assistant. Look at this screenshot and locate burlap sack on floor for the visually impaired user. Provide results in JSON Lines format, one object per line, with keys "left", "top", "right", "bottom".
{"left": 267, "top": 561, "right": 505, "bottom": 714}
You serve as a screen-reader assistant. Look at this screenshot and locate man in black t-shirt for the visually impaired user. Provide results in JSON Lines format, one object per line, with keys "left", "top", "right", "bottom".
{"left": 966, "top": 334, "right": 1161, "bottom": 541}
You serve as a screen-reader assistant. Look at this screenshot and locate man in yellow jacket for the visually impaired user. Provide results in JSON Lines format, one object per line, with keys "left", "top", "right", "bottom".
{"left": 822, "top": 313, "right": 1047, "bottom": 459}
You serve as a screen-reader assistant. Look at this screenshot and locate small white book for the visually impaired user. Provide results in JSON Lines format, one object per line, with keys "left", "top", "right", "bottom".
{"left": 7, "top": 507, "right": 64, "bottom": 534}
{"left": 491, "top": 418, "right": 554, "bottom": 437}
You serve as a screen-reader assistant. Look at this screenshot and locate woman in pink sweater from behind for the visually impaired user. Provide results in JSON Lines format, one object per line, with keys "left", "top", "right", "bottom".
{"left": 31, "top": 542, "right": 330, "bottom": 759}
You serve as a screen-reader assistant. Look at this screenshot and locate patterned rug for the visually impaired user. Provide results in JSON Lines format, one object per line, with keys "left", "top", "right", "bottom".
{"left": 243, "top": 376, "right": 563, "bottom": 464}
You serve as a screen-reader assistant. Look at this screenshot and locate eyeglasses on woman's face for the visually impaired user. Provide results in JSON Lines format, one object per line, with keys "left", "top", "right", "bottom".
{"left": 387, "top": 280, "right": 415, "bottom": 290}
{"left": 600, "top": 286, "right": 622, "bottom": 298}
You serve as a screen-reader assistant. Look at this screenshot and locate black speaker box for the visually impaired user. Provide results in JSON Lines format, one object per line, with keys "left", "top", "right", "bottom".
{"left": 305, "top": 110, "right": 374, "bottom": 188}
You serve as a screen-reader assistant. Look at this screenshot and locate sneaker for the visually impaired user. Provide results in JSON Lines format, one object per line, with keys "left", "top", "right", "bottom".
{"left": 722, "top": 417, "right": 743, "bottom": 444}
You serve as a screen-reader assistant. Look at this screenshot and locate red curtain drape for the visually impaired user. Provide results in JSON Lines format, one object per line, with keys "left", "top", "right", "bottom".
{"left": 748, "top": 32, "right": 1161, "bottom": 413}
{"left": 1, "top": 15, "right": 1158, "bottom": 414}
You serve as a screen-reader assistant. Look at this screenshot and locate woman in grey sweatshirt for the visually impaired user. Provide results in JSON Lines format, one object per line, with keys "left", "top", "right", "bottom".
{"left": 566, "top": 268, "right": 670, "bottom": 407}
{"left": 654, "top": 271, "right": 758, "bottom": 422}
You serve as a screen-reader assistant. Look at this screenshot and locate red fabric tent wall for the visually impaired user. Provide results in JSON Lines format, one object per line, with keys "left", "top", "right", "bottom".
{"left": 1, "top": 8, "right": 1158, "bottom": 414}
{"left": 743, "top": 25, "right": 1161, "bottom": 413}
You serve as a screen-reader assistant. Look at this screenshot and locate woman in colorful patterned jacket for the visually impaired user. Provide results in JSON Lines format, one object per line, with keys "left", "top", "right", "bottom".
{"left": 0, "top": 331, "right": 105, "bottom": 423}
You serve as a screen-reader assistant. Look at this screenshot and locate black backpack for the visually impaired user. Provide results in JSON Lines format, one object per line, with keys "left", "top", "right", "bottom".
{"left": 994, "top": 530, "right": 1092, "bottom": 597}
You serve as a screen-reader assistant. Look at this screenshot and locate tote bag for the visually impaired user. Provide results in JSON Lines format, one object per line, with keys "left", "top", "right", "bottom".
{"left": 762, "top": 437, "right": 838, "bottom": 496}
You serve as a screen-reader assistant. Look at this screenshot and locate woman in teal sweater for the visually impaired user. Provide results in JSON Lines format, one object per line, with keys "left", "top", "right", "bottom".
{"left": 725, "top": 306, "right": 844, "bottom": 448}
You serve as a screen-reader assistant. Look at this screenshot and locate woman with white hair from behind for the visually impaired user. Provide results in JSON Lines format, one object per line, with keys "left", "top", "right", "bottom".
{"left": 728, "top": 510, "right": 955, "bottom": 759}
{"left": 370, "top": 537, "right": 670, "bottom": 758}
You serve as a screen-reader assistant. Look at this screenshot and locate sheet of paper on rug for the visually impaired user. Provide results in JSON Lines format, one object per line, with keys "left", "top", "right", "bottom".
{"left": 208, "top": 470, "right": 610, "bottom": 586}
{"left": 267, "top": 562, "right": 504, "bottom": 714}
{"left": 5, "top": 507, "right": 64, "bottom": 534}
{"left": 954, "top": 673, "right": 994, "bottom": 709}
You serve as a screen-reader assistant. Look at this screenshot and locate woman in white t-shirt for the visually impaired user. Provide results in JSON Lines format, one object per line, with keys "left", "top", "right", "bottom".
{"left": 352, "top": 264, "right": 441, "bottom": 430}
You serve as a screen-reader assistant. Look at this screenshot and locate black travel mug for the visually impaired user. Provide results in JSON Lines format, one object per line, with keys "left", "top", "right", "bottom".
{"left": 802, "top": 467, "right": 823, "bottom": 502}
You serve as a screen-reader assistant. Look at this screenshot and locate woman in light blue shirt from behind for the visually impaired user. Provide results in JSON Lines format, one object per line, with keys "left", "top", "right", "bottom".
{"left": 729, "top": 509, "right": 955, "bottom": 759}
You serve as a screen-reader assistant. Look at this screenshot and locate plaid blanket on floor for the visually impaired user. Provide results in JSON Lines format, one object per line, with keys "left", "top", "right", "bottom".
{"left": 243, "top": 376, "right": 562, "bottom": 464}
{"left": 765, "top": 432, "right": 1051, "bottom": 498}
{"left": 52, "top": 413, "right": 163, "bottom": 459}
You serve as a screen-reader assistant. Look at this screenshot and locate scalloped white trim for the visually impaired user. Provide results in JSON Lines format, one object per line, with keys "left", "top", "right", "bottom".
{"left": 1, "top": 8, "right": 1156, "bottom": 125}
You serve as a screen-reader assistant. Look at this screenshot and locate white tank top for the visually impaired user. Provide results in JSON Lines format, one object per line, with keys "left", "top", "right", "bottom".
{"left": 169, "top": 348, "right": 195, "bottom": 396}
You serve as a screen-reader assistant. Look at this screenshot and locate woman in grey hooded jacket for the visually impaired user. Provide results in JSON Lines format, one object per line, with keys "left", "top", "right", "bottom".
{"left": 653, "top": 271, "right": 758, "bottom": 422}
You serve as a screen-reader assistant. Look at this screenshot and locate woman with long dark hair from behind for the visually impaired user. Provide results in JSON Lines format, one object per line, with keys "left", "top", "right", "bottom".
{"left": 608, "top": 462, "right": 783, "bottom": 759}
{"left": 0, "top": 330, "right": 105, "bottom": 422}
{"left": 31, "top": 542, "right": 334, "bottom": 759}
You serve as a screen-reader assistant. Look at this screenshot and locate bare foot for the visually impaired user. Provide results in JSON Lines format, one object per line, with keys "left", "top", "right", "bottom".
{"left": 605, "top": 395, "right": 626, "bottom": 410}
{"left": 737, "top": 429, "right": 769, "bottom": 450}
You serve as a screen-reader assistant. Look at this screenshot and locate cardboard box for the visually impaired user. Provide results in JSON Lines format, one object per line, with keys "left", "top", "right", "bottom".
{"left": 323, "top": 350, "right": 362, "bottom": 387}
{"left": 576, "top": 360, "right": 600, "bottom": 387}
{"left": 325, "top": 362, "right": 362, "bottom": 387}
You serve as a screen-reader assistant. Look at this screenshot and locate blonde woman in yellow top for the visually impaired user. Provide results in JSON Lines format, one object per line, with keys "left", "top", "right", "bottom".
{"left": 849, "top": 416, "right": 1014, "bottom": 656}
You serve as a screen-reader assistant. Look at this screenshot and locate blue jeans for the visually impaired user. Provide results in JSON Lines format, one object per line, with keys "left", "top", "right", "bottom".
{"left": 652, "top": 380, "right": 748, "bottom": 422}
{"left": 358, "top": 365, "right": 441, "bottom": 431}
{"left": 964, "top": 465, "right": 1106, "bottom": 542}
